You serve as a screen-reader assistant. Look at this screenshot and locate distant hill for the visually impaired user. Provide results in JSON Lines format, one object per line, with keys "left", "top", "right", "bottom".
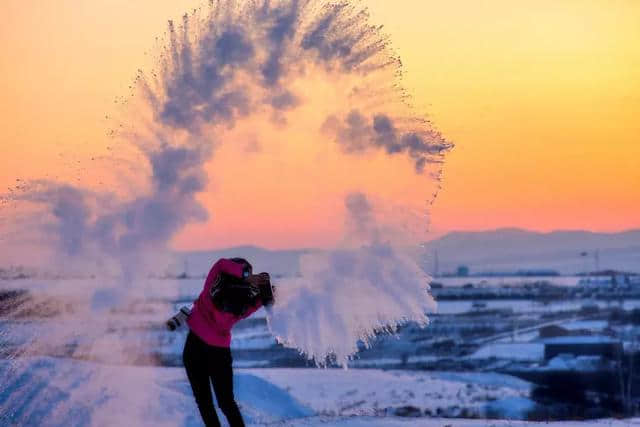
{"left": 172, "top": 229, "right": 640, "bottom": 277}
{"left": 170, "top": 246, "right": 312, "bottom": 277}
{"left": 422, "top": 228, "right": 640, "bottom": 275}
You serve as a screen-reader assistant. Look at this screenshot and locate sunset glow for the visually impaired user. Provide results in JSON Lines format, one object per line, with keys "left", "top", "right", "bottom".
{"left": 1, "top": 0, "right": 638, "bottom": 251}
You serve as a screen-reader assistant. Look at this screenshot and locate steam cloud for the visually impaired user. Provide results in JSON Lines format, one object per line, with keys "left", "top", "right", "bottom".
{"left": 1, "top": 0, "right": 451, "bottom": 370}
{"left": 267, "top": 191, "right": 437, "bottom": 365}
{"left": 323, "top": 110, "right": 449, "bottom": 173}
{"left": 3, "top": 0, "right": 451, "bottom": 272}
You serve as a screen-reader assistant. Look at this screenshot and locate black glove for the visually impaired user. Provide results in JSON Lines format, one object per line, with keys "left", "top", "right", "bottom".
{"left": 258, "top": 273, "right": 275, "bottom": 306}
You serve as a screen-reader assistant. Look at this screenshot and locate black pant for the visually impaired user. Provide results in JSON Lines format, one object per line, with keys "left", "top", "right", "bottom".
{"left": 183, "top": 331, "right": 245, "bottom": 427}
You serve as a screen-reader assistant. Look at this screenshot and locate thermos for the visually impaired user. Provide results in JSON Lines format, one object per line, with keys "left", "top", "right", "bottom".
{"left": 166, "top": 304, "right": 193, "bottom": 331}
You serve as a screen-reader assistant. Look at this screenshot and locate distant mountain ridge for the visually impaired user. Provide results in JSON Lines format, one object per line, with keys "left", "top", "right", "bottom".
{"left": 172, "top": 229, "right": 639, "bottom": 277}
{"left": 423, "top": 228, "right": 640, "bottom": 275}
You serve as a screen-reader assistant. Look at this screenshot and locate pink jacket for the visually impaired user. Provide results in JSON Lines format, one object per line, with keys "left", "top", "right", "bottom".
{"left": 187, "top": 258, "right": 262, "bottom": 347}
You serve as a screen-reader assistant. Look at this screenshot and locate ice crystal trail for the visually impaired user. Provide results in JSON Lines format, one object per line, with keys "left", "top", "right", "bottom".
{"left": 2, "top": 0, "right": 450, "bottom": 273}
{"left": 266, "top": 192, "right": 437, "bottom": 366}
{"left": 0, "top": 0, "right": 451, "bottom": 382}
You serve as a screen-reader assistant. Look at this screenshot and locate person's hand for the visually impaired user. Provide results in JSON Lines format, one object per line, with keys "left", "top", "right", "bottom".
{"left": 246, "top": 272, "right": 274, "bottom": 306}
{"left": 263, "top": 283, "right": 275, "bottom": 307}
{"left": 256, "top": 272, "right": 275, "bottom": 306}
{"left": 246, "top": 272, "right": 270, "bottom": 288}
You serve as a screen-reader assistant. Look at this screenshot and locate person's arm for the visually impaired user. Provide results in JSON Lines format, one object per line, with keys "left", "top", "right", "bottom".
{"left": 175, "top": 259, "right": 254, "bottom": 330}
{"left": 202, "top": 258, "right": 247, "bottom": 294}
{"left": 239, "top": 272, "right": 275, "bottom": 320}
{"left": 191, "top": 258, "right": 248, "bottom": 312}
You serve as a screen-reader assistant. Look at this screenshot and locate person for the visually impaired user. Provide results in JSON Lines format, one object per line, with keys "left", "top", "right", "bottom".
{"left": 183, "top": 257, "right": 274, "bottom": 427}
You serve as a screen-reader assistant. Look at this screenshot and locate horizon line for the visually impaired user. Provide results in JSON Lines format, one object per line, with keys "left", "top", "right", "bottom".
{"left": 175, "top": 227, "right": 640, "bottom": 253}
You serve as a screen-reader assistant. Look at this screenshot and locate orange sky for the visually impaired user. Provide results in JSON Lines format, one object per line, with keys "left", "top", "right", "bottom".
{"left": 1, "top": 0, "right": 638, "bottom": 250}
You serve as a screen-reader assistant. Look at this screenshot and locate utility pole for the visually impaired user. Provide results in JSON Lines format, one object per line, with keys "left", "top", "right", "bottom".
{"left": 433, "top": 249, "right": 439, "bottom": 278}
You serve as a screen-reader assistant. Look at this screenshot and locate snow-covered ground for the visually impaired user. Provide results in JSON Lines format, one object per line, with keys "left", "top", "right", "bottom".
{"left": 466, "top": 343, "right": 544, "bottom": 362}
{"left": 245, "top": 368, "right": 531, "bottom": 418}
{"left": 1, "top": 356, "right": 638, "bottom": 426}
{"left": 277, "top": 417, "right": 640, "bottom": 426}
{"left": 0, "top": 356, "right": 532, "bottom": 425}
{"left": 1, "top": 276, "right": 636, "bottom": 426}
{"left": 0, "top": 357, "right": 311, "bottom": 426}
